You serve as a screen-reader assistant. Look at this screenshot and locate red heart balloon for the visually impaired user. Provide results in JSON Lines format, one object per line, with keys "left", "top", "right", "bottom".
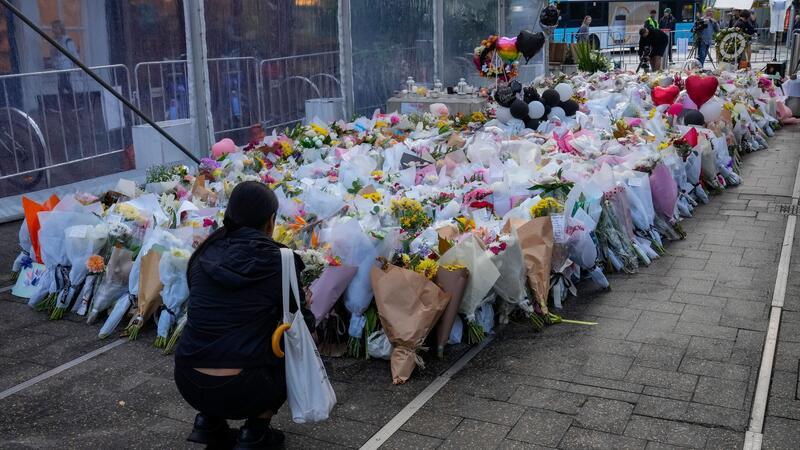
{"left": 652, "top": 85, "right": 680, "bottom": 106}
{"left": 685, "top": 75, "right": 718, "bottom": 108}
{"left": 666, "top": 103, "right": 683, "bottom": 116}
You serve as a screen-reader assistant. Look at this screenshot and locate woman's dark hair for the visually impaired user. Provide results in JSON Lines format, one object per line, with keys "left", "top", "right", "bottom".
{"left": 188, "top": 181, "right": 279, "bottom": 272}
{"left": 739, "top": 10, "right": 750, "bottom": 19}
{"left": 639, "top": 28, "right": 649, "bottom": 38}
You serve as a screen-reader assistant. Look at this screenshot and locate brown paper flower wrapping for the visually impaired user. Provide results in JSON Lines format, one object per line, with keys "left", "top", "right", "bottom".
{"left": 135, "top": 250, "right": 164, "bottom": 322}
{"left": 434, "top": 267, "right": 469, "bottom": 352}
{"left": 505, "top": 217, "right": 554, "bottom": 315}
{"left": 87, "top": 247, "right": 134, "bottom": 324}
{"left": 370, "top": 265, "right": 450, "bottom": 384}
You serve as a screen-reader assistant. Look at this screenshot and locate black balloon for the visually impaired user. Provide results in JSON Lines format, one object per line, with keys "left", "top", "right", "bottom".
{"left": 540, "top": 5, "right": 559, "bottom": 27}
{"left": 493, "top": 85, "right": 516, "bottom": 107}
{"left": 543, "top": 105, "right": 552, "bottom": 118}
{"left": 683, "top": 109, "right": 705, "bottom": 126}
{"left": 542, "top": 89, "right": 561, "bottom": 107}
{"left": 524, "top": 118, "right": 541, "bottom": 130}
{"left": 523, "top": 86, "right": 540, "bottom": 103}
{"left": 516, "top": 30, "right": 546, "bottom": 62}
{"left": 560, "top": 99, "right": 579, "bottom": 116}
{"left": 510, "top": 80, "right": 523, "bottom": 93}
{"left": 510, "top": 99, "right": 530, "bottom": 120}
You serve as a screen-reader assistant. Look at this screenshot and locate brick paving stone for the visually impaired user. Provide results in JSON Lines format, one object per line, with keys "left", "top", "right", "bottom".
{"left": 704, "top": 428, "right": 744, "bottom": 450}
{"left": 581, "top": 354, "right": 634, "bottom": 380}
{"left": 497, "top": 439, "right": 555, "bottom": 450}
{"left": 565, "top": 384, "right": 641, "bottom": 404}
{"left": 381, "top": 431, "right": 443, "bottom": 449}
{"left": 439, "top": 419, "right": 511, "bottom": 450}
{"left": 677, "top": 357, "right": 750, "bottom": 382}
{"left": 673, "top": 321, "right": 738, "bottom": 340}
{"left": 559, "top": 427, "right": 647, "bottom": 450}
{"left": 675, "top": 278, "right": 715, "bottom": 295}
{"left": 508, "top": 386, "right": 587, "bottom": 415}
{"left": 669, "top": 292, "right": 727, "bottom": 309}
{"left": 640, "top": 386, "right": 694, "bottom": 402}
{"left": 678, "top": 304, "right": 722, "bottom": 324}
{"left": 625, "top": 328, "right": 691, "bottom": 349}
{"left": 765, "top": 397, "right": 800, "bottom": 421}
{"left": 624, "top": 366, "right": 698, "bottom": 392}
{"left": 429, "top": 389, "right": 525, "bottom": 426}
{"left": 400, "top": 407, "right": 463, "bottom": 439}
{"left": 769, "top": 370, "right": 798, "bottom": 399}
{"left": 761, "top": 416, "right": 800, "bottom": 450}
{"left": 575, "top": 398, "right": 634, "bottom": 434}
{"left": 684, "top": 402, "right": 748, "bottom": 429}
{"left": 506, "top": 409, "right": 572, "bottom": 447}
{"left": 571, "top": 375, "right": 644, "bottom": 394}
{"left": 632, "top": 395, "right": 690, "bottom": 421}
{"left": 691, "top": 376, "right": 747, "bottom": 409}
{"left": 634, "top": 344, "right": 685, "bottom": 371}
{"left": 684, "top": 337, "right": 733, "bottom": 361}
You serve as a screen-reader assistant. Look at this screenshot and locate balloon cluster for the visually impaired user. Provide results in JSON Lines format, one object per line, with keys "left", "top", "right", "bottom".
{"left": 654, "top": 74, "right": 723, "bottom": 127}
{"left": 473, "top": 31, "right": 546, "bottom": 80}
{"left": 494, "top": 82, "right": 579, "bottom": 129}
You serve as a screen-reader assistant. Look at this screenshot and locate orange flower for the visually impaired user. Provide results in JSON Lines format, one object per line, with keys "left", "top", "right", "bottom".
{"left": 86, "top": 255, "right": 105, "bottom": 273}
{"left": 287, "top": 215, "right": 307, "bottom": 232}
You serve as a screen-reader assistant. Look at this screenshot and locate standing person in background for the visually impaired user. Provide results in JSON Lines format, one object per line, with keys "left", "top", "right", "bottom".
{"left": 793, "top": 14, "right": 800, "bottom": 32}
{"left": 695, "top": 8, "right": 720, "bottom": 66}
{"left": 735, "top": 10, "right": 758, "bottom": 67}
{"left": 660, "top": 8, "right": 677, "bottom": 63}
{"left": 639, "top": 26, "right": 668, "bottom": 71}
{"left": 48, "top": 20, "right": 79, "bottom": 109}
{"left": 577, "top": 15, "right": 592, "bottom": 43}
{"left": 646, "top": 9, "right": 659, "bottom": 30}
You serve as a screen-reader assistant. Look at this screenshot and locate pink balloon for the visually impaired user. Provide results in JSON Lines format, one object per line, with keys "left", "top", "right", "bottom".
{"left": 681, "top": 95, "right": 697, "bottom": 110}
{"left": 667, "top": 103, "right": 684, "bottom": 116}
{"left": 211, "top": 138, "right": 237, "bottom": 158}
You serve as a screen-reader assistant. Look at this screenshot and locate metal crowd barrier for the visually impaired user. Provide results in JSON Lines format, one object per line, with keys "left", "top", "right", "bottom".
{"left": 0, "top": 64, "right": 132, "bottom": 196}
{"left": 260, "top": 51, "right": 341, "bottom": 130}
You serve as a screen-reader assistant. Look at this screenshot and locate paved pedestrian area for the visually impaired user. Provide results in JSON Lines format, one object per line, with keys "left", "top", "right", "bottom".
{"left": 1, "top": 125, "right": 799, "bottom": 449}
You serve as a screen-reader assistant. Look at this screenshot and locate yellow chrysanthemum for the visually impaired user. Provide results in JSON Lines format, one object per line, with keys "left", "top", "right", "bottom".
{"left": 362, "top": 192, "right": 383, "bottom": 203}
{"left": 441, "top": 263, "right": 466, "bottom": 271}
{"left": 309, "top": 123, "right": 329, "bottom": 136}
{"left": 530, "top": 197, "right": 563, "bottom": 218}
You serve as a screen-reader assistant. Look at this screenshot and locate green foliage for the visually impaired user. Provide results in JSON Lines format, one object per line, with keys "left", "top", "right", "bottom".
{"left": 572, "top": 42, "right": 610, "bottom": 73}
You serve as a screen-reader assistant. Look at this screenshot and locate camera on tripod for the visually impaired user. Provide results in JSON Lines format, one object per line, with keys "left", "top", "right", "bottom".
{"left": 692, "top": 18, "right": 708, "bottom": 35}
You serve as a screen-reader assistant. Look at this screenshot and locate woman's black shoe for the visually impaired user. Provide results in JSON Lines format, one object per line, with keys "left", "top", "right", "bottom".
{"left": 187, "top": 413, "right": 237, "bottom": 448}
{"left": 234, "top": 419, "right": 285, "bottom": 449}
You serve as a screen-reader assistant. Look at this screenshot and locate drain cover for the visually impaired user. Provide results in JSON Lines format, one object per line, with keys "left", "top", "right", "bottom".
{"left": 772, "top": 203, "right": 800, "bottom": 215}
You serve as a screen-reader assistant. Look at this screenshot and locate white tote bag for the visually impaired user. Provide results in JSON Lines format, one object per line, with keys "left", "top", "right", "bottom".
{"left": 279, "top": 248, "right": 337, "bottom": 423}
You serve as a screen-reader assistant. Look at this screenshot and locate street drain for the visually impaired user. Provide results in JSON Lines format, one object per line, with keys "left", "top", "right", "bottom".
{"left": 771, "top": 203, "right": 800, "bottom": 216}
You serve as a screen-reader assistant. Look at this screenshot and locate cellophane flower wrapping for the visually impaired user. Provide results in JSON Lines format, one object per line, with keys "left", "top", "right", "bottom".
{"left": 309, "top": 265, "right": 358, "bottom": 325}
{"left": 490, "top": 231, "right": 529, "bottom": 322}
{"left": 370, "top": 264, "right": 449, "bottom": 384}
{"left": 126, "top": 249, "right": 164, "bottom": 338}
{"left": 54, "top": 223, "right": 108, "bottom": 317}
{"left": 11, "top": 219, "right": 33, "bottom": 275}
{"left": 326, "top": 218, "right": 379, "bottom": 338}
{"left": 29, "top": 209, "right": 100, "bottom": 309}
{"left": 87, "top": 247, "right": 134, "bottom": 324}
{"left": 438, "top": 234, "right": 500, "bottom": 322}
{"left": 155, "top": 246, "right": 192, "bottom": 344}
{"left": 649, "top": 163, "right": 678, "bottom": 221}
{"left": 712, "top": 135, "right": 741, "bottom": 185}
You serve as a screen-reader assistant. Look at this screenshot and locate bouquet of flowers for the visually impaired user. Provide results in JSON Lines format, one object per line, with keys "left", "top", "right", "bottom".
{"left": 154, "top": 246, "right": 191, "bottom": 348}
{"left": 438, "top": 234, "right": 500, "bottom": 344}
{"left": 50, "top": 223, "right": 108, "bottom": 320}
{"left": 434, "top": 263, "right": 469, "bottom": 357}
{"left": 370, "top": 260, "right": 449, "bottom": 384}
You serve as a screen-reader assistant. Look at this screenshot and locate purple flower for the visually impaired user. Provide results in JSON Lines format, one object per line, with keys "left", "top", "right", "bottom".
{"left": 199, "top": 158, "right": 221, "bottom": 171}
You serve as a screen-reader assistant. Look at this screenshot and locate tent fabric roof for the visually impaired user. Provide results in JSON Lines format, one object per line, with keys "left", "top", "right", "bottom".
{"left": 712, "top": 0, "right": 754, "bottom": 10}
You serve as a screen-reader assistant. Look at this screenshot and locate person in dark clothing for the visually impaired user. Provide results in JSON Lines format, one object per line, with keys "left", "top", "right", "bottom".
{"left": 735, "top": 10, "right": 758, "bottom": 36}
{"left": 734, "top": 10, "right": 757, "bottom": 66}
{"left": 174, "top": 181, "right": 315, "bottom": 449}
{"left": 639, "top": 27, "right": 669, "bottom": 71}
{"left": 660, "top": 8, "right": 677, "bottom": 62}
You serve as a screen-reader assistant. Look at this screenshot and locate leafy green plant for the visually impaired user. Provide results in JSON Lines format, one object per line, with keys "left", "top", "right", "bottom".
{"left": 572, "top": 42, "right": 610, "bottom": 73}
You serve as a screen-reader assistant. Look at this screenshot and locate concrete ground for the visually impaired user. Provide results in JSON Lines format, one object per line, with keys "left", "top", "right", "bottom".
{"left": 1, "top": 125, "right": 799, "bottom": 449}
